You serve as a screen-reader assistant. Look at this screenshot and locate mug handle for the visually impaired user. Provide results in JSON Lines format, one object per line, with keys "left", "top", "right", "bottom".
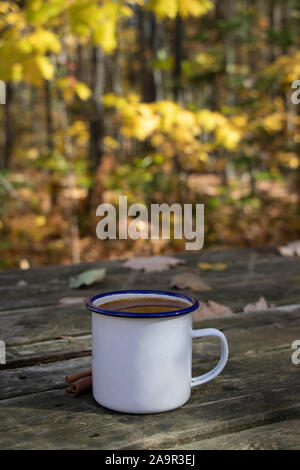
{"left": 191, "top": 328, "right": 229, "bottom": 387}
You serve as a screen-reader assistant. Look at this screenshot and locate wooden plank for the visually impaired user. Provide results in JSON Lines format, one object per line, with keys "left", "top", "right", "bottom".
{"left": 0, "top": 247, "right": 299, "bottom": 313}
{"left": 0, "top": 356, "right": 92, "bottom": 400}
{"left": 173, "top": 419, "right": 300, "bottom": 450}
{"left": 5, "top": 335, "right": 92, "bottom": 363}
{"left": 0, "top": 259, "right": 123, "bottom": 287}
{"left": 0, "top": 246, "right": 288, "bottom": 290}
{"left": 1, "top": 345, "right": 297, "bottom": 400}
{"left": 2, "top": 306, "right": 300, "bottom": 367}
{"left": 0, "top": 247, "right": 274, "bottom": 285}
{"left": 0, "top": 304, "right": 91, "bottom": 345}
{"left": 2, "top": 315, "right": 298, "bottom": 399}
{"left": 0, "top": 248, "right": 299, "bottom": 449}
{"left": 0, "top": 269, "right": 141, "bottom": 312}
{"left": 0, "top": 347, "right": 299, "bottom": 449}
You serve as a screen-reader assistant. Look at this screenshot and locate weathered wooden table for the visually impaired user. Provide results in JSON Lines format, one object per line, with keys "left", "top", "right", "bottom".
{"left": 1, "top": 247, "right": 300, "bottom": 450}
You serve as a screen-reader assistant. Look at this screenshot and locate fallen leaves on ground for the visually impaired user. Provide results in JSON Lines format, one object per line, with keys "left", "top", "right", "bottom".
{"left": 58, "top": 297, "right": 85, "bottom": 305}
{"left": 193, "top": 300, "right": 233, "bottom": 321}
{"left": 243, "top": 296, "right": 270, "bottom": 312}
{"left": 198, "top": 262, "right": 227, "bottom": 271}
{"left": 278, "top": 240, "right": 300, "bottom": 257}
{"left": 123, "top": 255, "right": 185, "bottom": 272}
{"left": 170, "top": 271, "right": 211, "bottom": 292}
{"left": 69, "top": 268, "right": 106, "bottom": 289}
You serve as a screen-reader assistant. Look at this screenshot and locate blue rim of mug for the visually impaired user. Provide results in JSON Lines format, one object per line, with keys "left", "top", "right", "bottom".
{"left": 85, "top": 289, "right": 199, "bottom": 318}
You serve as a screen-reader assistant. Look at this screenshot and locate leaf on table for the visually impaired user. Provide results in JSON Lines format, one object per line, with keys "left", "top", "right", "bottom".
{"left": 16, "top": 279, "right": 27, "bottom": 286}
{"left": 58, "top": 297, "right": 85, "bottom": 305}
{"left": 243, "top": 296, "right": 269, "bottom": 313}
{"left": 123, "top": 255, "right": 185, "bottom": 273}
{"left": 198, "top": 262, "right": 227, "bottom": 271}
{"left": 170, "top": 271, "right": 211, "bottom": 292}
{"left": 60, "top": 336, "right": 78, "bottom": 342}
{"left": 278, "top": 240, "right": 300, "bottom": 257}
{"left": 193, "top": 300, "right": 233, "bottom": 321}
{"left": 69, "top": 268, "right": 106, "bottom": 289}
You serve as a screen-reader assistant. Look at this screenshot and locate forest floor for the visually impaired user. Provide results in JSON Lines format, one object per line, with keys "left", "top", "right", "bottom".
{"left": 1, "top": 170, "right": 299, "bottom": 269}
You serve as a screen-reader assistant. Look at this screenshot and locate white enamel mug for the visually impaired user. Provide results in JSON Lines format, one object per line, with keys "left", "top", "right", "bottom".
{"left": 86, "top": 290, "right": 228, "bottom": 414}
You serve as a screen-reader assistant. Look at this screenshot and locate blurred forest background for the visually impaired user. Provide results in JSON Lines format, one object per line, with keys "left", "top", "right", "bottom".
{"left": 0, "top": 0, "right": 300, "bottom": 269}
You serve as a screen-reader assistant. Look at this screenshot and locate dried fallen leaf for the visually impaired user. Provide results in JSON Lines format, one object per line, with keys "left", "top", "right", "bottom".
{"left": 278, "top": 240, "right": 300, "bottom": 257}
{"left": 212, "top": 263, "right": 227, "bottom": 271}
{"left": 69, "top": 268, "right": 106, "bottom": 289}
{"left": 198, "top": 262, "right": 227, "bottom": 271}
{"left": 60, "top": 336, "right": 78, "bottom": 342}
{"left": 16, "top": 280, "right": 27, "bottom": 286}
{"left": 123, "top": 256, "right": 185, "bottom": 273}
{"left": 170, "top": 271, "right": 211, "bottom": 292}
{"left": 243, "top": 296, "right": 268, "bottom": 313}
{"left": 193, "top": 300, "right": 233, "bottom": 321}
{"left": 58, "top": 297, "right": 85, "bottom": 305}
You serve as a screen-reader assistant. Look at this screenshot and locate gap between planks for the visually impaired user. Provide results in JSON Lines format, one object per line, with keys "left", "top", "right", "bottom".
{"left": 2, "top": 305, "right": 300, "bottom": 369}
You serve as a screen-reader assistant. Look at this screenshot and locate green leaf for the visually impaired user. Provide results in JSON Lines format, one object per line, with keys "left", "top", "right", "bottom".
{"left": 69, "top": 268, "right": 106, "bottom": 289}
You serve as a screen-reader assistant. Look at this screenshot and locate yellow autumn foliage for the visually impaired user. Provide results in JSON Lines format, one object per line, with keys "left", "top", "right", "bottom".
{"left": 104, "top": 96, "right": 244, "bottom": 161}
{"left": 57, "top": 78, "right": 92, "bottom": 101}
{"left": 215, "top": 125, "right": 242, "bottom": 150}
{"left": 264, "top": 51, "right": 300, "bottom": 86}
{"left": 262, "top": 113, "right": 285, "bottom": 133}
{"left": 278, "top": 152, "right": 299, "bottom": 169}
{"left": 0, "top": 0, "right": 134, "bottom": 84}
{"left": 148, "top": 0, "right": 213, "bottom": 18}
{"left": 121, "top": 103, "right": 161, "bottom": 140}
{"left": 69, "top": 0, "right": 132, "bottom": 52}
{"left": 27, "top": 29, "right": 61, "bottom": 54}
{"left": 74, "top": 82, "right": 92, "bottom": 100}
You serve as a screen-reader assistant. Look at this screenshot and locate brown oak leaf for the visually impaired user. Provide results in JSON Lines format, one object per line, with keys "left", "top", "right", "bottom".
{"left": 193, "top": 300, "right": 233, "bottom": 321}
{"left": 58, "top": 297, "right": 85, "bottom": 305}
{"left": 243, "top": 296, "right": 269, "bottom": 313}
{"left": 123, "top": 255, "right": 185, "bottom": 273}
{"left": 278, "top": 240, "right": 300, "bottom": 257}
{"left": 170, "top": 271, "right": 211, "bottom": 292}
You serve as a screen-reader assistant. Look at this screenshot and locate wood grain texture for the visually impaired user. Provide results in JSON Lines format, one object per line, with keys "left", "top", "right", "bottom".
{"left": 0, "top": 247, "right": 300, "bottom": 449}
{"left": 2, "top": 306, "right": 300, "bottom": 367}
{"left": 0, "top": 348, "right": 299, "bottom": 449}
{"left": 1, "top": 247, "right": 300, "bottom": 313}
{"left": 174, "top": 419, "right": 300, "bottom": 450}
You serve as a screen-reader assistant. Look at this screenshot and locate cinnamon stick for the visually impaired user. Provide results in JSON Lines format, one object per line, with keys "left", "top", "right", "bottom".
{"left": 65, "top": 375, "right": 92, "bottom": 398}
{"left": 66, "top": 369, "right": 92, "bottom": 384}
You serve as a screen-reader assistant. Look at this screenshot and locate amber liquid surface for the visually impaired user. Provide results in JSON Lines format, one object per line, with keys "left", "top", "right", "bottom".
{"left": 101, "top": 297, "right": 189, "bottom": 314}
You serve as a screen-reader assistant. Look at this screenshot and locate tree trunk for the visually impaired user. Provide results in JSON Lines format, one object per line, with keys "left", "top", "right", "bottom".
{"left": 87, "top": 46, "right": 105, "bottom": 206}
{"left": 111, "top": 48, "right": 122, "bottom": 96}
{"left": 268, "top": 0, "right": 275, "bottom": 62}
{"left": 173, "top": 14, "right": 184, "bottom": 103}
{"left": 212, "top": 0, "right": 225, "bottom": 109}
{"left": 150, "top": 13, "right": 164, "bottom": 101}
{"left": 138, "top": 8, "right": 156, "bottom": 102}
{"left": 76, "top": 43, "right": 84, "bottom": 82}
{"left": 44, "top": 79, "right": 53, "bottom": 153}
{"left": 224, "top": 0, "right": 235, "bottom": 108}
{"left": 3, "top": 82, "right": 14, "bottom": 169}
